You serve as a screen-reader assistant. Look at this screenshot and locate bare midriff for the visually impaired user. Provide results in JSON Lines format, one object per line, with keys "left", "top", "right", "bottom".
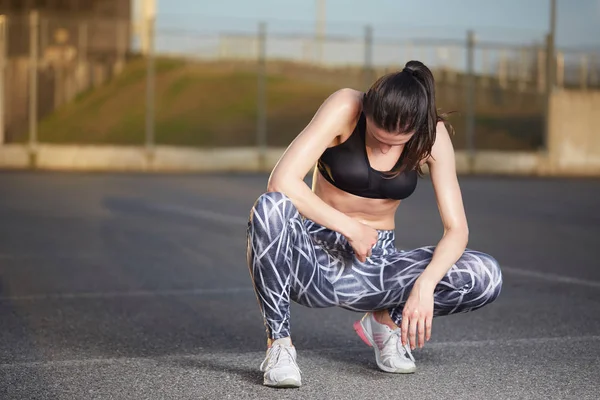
{"left": 311, "top": 167, "right": 401, "bottom": 231}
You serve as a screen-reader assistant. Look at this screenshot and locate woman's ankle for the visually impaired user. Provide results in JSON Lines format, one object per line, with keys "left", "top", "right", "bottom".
{"left": 373, "top": 310, "right": 399, "bottom": 330}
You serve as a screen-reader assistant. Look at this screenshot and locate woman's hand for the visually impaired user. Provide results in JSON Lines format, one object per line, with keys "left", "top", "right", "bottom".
{"left": 346, "top": 219, "right": 378, "bottom": 263}
{"left": 401, "top": 279, "right": 435, "bottom": 350}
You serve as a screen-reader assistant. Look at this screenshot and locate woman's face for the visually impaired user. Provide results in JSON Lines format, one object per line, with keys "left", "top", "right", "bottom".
{"left": 365, "top": 117, "right": 415, "bottom": 154}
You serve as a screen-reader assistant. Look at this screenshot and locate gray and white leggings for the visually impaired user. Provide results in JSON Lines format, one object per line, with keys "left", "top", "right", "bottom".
{"left": 246, "top": 192, "right": 503, "bottom": 340}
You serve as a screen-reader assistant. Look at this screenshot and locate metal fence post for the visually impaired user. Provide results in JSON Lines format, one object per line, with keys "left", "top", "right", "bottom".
{"left": 256, "top": 21, "right": 267, "bottom": 171}
{"left": 29, "top": 11, "right": 39, "bottom": 166}
{"left": 0, "top": 15, "right": 6, "bottom": 145}
{"left": 115, "top": 20, "right": 127, "bottom": 74}
{"left": 145, "top": 14, "right": 156, "bottom": 161}
{"left": 364, "top": 25, "right": 373, "bottom": 90}
{"left": 580, "top": 55, "right": 588, "bottom": 90}
{"left": 591, "top": 55, "right": 599, "bottom": 87}
{"left": 542, "top": 33, "right": 554, "bottom": 151}
{"left": 77, "top": 21, "right": 88, "bottom": 93}
{"left": 537, "top": 47, "right": 545, "bottom": 93}
{"left": 465, "top": 30, "right": 476, "bottom": 171}
{"left": 315, "top": 0, "right": 325, "bottom": 65}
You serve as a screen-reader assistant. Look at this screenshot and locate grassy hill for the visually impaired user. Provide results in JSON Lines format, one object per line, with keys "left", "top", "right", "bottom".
{"left": 31, "top": 56, "right": 545, "bottom": 151}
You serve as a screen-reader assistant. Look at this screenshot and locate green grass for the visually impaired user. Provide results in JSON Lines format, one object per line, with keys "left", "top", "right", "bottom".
{"left": 30, "top": 57, "right": 545, "bottom": 150}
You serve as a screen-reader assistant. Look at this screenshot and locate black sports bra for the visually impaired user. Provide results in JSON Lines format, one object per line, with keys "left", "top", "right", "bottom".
{"left": 316, "top": 112, "right": 418, "bottom": 200}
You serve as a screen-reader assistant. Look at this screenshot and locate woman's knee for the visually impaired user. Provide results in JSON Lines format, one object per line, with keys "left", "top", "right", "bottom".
{"left": 457, "top": 251, "right": 503, "bottom": 305}
{"left": 475, "top": 252, "right": 503, "bottom": 303}
{"left": 248, "top": 191, "right": 299, "bottom": 235}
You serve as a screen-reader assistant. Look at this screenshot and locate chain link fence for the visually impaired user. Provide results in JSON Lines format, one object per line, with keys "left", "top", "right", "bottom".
{"left": 0, "top": 12, "right": 599, "bottom": 161}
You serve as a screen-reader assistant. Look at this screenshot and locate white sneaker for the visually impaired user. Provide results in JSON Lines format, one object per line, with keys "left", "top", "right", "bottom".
{"left": 353, "top": 312, "right": 416, "bottom": 373}
{"left": 259, "top": 338, "right": 302, "bottom": 388}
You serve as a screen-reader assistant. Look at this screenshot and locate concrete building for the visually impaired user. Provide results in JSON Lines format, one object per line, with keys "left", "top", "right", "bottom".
{"left": 0, "top": 0, "right": 140, "bottom": 143}
{"left": 0, "top": 0, "right": 132, "bottom": 58}
{"left": 0, "top": 0, "right": 130, "bottom": 17}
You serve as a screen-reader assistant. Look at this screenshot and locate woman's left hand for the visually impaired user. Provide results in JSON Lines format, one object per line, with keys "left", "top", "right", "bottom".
{"left": 401, "top": 280, "right": 435, "bottom": 350}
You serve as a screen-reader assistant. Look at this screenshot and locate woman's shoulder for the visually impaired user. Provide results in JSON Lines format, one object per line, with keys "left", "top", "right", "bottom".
{"left": 320, "top": 88, "right": 364, "bottom": 128}
{"left": 324, "top": 88, "right": 363, "bottom": 113}
{"left": 331, "top": 87, "right": 364, "bottom": 99}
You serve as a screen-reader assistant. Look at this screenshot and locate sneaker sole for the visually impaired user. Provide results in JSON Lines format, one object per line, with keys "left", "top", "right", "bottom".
{"left": 264, "top": 377, "right": 301, "bottom": 388}
{"left": 353, "top": 319, "right": 416, "bottom": 374}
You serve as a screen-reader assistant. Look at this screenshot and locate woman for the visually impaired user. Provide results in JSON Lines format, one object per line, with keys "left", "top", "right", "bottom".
{"left": 246, "top": 60, "right": 503, "bottom": 388}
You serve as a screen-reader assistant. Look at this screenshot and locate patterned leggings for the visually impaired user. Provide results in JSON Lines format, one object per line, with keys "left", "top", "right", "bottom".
{"left": 246, "top": 192, "right": 503, "bottom": 340}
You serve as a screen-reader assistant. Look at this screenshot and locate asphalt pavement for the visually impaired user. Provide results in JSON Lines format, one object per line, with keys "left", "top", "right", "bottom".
{"left": 0, "top": 171, "right": 599, "bottom": 399}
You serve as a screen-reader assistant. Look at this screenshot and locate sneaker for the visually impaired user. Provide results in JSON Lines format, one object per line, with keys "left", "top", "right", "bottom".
{"left": 259, "top": 338, "right": 302, "bottom": 388}
{"left": 353, "top": 312, "right": 416, "bottom": 373}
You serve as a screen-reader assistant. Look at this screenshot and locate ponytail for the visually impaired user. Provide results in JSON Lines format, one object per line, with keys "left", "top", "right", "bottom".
{"left": 362, "top": 60, "right": 454, "bottom": 176}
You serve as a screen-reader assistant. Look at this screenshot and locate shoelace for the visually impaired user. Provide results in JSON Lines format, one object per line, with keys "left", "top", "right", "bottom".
{"left": 261, "top": 344, "right": 302, "bottom": 374}
{"left": 383, "top": 329, "right": 416, "bottom": 363}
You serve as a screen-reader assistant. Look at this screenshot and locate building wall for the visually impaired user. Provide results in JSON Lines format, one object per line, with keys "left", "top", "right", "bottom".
{"left": 0, "top": 0, "right": 130, "bottom": 19}
{"left": 0, "top": 0, "right": 133, "bottom": 143}
{"left": 546, "top": 89, "right": 600, "bottom": 174}
{"left": 0, "top": 0, "right": 131, "bottom": 58}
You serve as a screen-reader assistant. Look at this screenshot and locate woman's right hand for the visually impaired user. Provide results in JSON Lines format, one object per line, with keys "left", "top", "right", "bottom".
{"left": 346, "top": 219, "right": 379, "bottom": 263}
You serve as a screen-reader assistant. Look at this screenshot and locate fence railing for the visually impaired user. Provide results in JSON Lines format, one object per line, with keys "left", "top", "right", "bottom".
{"left": 0, "top": 14, "right": 6, "bottom": 145}
{"left": 0, "top": 11, "right": 598, "bottom": 162}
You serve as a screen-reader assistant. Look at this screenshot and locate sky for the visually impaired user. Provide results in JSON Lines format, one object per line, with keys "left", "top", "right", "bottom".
{"left": 150, "top": 0, "right": 600, "bottom": 49}
{"left": 136, "top": 0, "right": 600, "bottom": 71}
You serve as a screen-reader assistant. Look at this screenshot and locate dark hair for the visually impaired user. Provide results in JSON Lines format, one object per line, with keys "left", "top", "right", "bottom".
{"left": 361, "top": 60, "right": 453, "bottom": 176}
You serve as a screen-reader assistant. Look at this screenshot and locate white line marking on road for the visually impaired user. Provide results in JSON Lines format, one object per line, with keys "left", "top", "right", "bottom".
{"left": 4, "top": 264, "right": 598, "bottom": 302}
{"left": 309, "top": 334, "right": 600, "bottom": 353}
{"left": 5, "top": 203, "right": 595, "bottom": 303}
{"left": 149, "top": 204, "right": 600, "bottom": 290}
{"left": 0, "top": 287, "right": 254, "bottom": 302}
{"left": 1, "top": 335, "right": 598, "bottom": 369}
{"left": 501, "top": 266, "right": 600, "bottom": 289}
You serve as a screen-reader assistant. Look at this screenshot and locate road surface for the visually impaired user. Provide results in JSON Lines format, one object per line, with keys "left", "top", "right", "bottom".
{"left": 0, "top": 171, "right": 599, "bottom": 399}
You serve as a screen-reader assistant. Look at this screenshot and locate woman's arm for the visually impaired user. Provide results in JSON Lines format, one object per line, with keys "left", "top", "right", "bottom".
{"left": 416, "top": 121, "right": 469, "bottom": 291}
{"left": 266, "top": 88, "right": 363, "bottom": 239}
{"left": 400, "top": 121, "right": 469, "bottom": 350}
